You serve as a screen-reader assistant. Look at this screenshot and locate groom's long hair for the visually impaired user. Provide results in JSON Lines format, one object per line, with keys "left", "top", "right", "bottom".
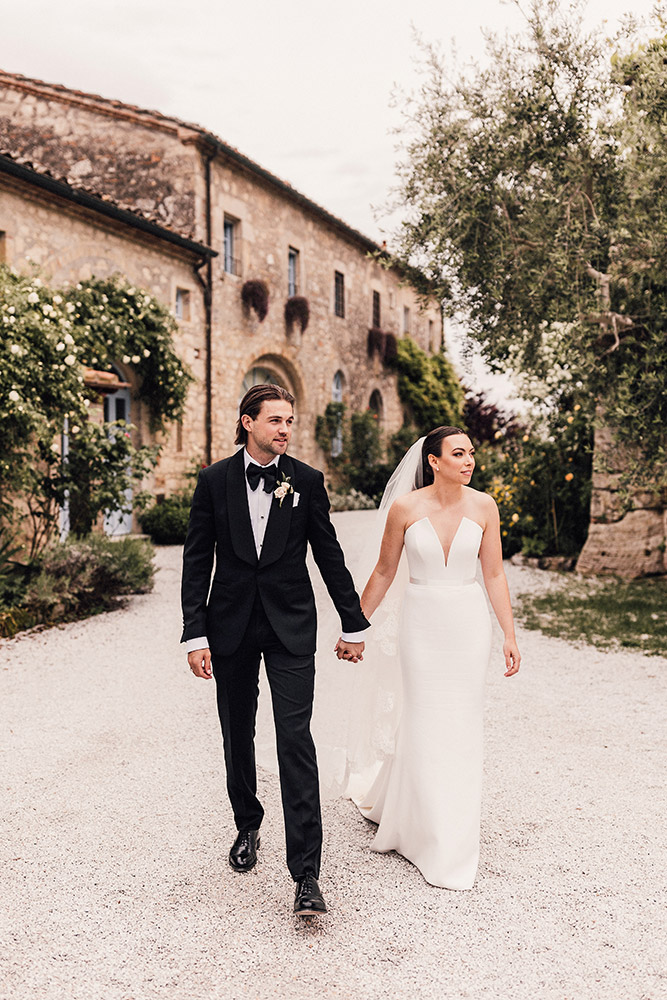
{"left": 235, "top": 383, "right": 296, "bottom": 446}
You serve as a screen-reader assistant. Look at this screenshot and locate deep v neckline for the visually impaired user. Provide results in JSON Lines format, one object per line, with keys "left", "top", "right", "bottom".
{"left": 417, "top": 515, "right": 481, "bottom": 569}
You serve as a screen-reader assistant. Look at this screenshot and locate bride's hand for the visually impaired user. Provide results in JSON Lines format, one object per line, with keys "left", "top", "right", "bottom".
{"left": 503, "top": 639, "right": 521, "bottom": 677}
{"left": 334, "top": 638, "right": 365, "bottom": 662}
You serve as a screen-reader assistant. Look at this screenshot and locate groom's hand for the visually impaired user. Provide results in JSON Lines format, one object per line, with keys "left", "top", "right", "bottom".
{"left": 334, "top": 639, "right": 364, "bottom": 663}
{"left": 188, "top": 647, "right": 213, "bottom": 679}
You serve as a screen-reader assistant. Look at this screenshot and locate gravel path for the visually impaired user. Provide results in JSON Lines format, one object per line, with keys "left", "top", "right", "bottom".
{"left": 1, "top": 510, "right": 665, "bottom": 1000}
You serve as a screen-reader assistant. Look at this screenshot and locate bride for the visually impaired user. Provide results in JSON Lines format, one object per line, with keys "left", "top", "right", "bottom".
{"left": 336, "top": 425, "right": 521, "bottom": 890}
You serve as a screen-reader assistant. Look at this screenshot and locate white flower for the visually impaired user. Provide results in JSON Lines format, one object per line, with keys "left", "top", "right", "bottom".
{"left": 8, "top": 389, "right": 20, "bottom": 402}
{"left": 66, "top": 303, "right": 76, "bottom": 314}
{"left": 64, "top": 355, "right": 76, "bottom": 366}
{"left": 10, "top": 344, "right": 20, "bottom": 355}
{"left": 122, "top": 355, "right": 131, "bottom": 364}
{"left": 84, "top": 399, "right": 91, "bottom": 407}
{"left": 131, "top": 354, "right": 141, "bottom": 364}
{"left": 8, "top": 306, "right": 15, "bottom": 314}
{"left": 27, "top": 291, "right": 39, "bottom": 304}
{"left": 71, "top": 425, "right": 80, "bottom": 434}
{"left": 143, "top": 349, "right": 150, "bottom": 358}
{"left": 56, "top": 342, "right": 65, "bottom": 351}
{"left": 274, "top": 475, "right": 294, "bottom": 507}
{"left": 64, "top": 333, "right": 74, "bottom": 346}
{"left": 53, "top": 295, "right": 62, "bottom": 305}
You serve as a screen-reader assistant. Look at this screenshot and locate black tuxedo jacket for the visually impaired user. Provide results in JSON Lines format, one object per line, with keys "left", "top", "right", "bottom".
{"left": 180, "top": 449, "right": 370, "bottom": 656}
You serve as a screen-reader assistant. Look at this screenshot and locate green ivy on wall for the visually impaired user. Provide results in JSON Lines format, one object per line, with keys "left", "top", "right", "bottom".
{"left": 388, "top": 336, "right": 464, "bottom": 434}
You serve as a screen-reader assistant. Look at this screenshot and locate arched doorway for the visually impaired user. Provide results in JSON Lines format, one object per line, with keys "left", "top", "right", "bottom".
{"left": 369, "top": 388, "right": 384, "bottom": 423}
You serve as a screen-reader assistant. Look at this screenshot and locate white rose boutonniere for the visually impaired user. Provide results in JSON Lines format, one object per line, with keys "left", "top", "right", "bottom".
{"left": 274, "top": 473, "right": 294, "bottom": 507}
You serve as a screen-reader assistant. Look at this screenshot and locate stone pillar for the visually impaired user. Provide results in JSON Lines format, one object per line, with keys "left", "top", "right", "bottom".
{"left": 576, "top": 424, "right": 666, "bottom": 578}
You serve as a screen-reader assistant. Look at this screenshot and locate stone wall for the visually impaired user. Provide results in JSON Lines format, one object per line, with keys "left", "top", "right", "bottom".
{"left": 576, "top": 425, "right": 667, "bottom": 578}
{"left": 206, "top": 155, "right": 438, "bottom": 463}
{"left": 0, "top": 70, "right": 445, "bottom": 516}
{"left": 0, "top": 73, "right": 200, "bottom": 237}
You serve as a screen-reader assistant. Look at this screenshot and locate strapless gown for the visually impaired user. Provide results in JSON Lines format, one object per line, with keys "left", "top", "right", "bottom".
{"left": 357, "top": 515, "right": 492, "bottom": 889}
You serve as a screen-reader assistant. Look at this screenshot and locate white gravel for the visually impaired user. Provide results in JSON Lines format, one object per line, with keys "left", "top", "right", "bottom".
{"left": 1, "top": 510, "right": 665, "bottom": 1000}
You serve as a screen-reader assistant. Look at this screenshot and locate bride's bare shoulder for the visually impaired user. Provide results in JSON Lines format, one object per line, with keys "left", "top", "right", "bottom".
{"left": 466, "top": 486, "right": 498, "bottom": 524}
{"left": 388, "top": 489, "right": 427, "bottom": 524}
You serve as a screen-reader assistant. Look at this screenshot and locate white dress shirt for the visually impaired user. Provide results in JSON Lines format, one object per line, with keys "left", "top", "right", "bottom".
{"left": 185, "top": 449, "right": 369, "bottom": 652}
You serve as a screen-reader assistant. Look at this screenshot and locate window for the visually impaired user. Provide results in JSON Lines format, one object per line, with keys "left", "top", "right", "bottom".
{"left": 332, "top": 370, "right": 344, "bottom": 403}
{"left": 288, "top": 247, "right": 299, "bottom": 297}
{"left": 403, "top": 306, "right": 411, "bottom": 334}
{"left": 240, "top": 366, "right": 286, "bottom": 400}
{"left": 223, "top": 215, "right": 241, "bottom": 275}
{"left": 428, "top": 318, "right": 435, "bottom": 350}
{"left": 372, "top": 290, "right": 381, "bottom": 328}
{"left": 369, "top": 389, "right": 384, "bottom": 422}
{"left": 331, "top": 371, "right": 345, "bottom": 456}
{"left": 175, "top": 287, "right": 191, "bottom": 321}
{"left": 334, "top": 271, "right": 345, "bottom": 318}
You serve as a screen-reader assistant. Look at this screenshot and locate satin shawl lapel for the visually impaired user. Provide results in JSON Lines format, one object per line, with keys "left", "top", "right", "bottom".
{"left": 226, "top": 449, "right": 257, "bottom": 566}
{"left": 258, "top": 454, "right": 295, "bottom": 568}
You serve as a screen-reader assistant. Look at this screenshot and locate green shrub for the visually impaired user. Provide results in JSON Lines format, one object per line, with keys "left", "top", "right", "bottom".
{"left": 329, "top": 489, "right": 377, "bottom": 511}
{"left": 139, "top": 492, "right": 191, "bottom": 544}
{"left": 471, "top": 403, "right": 593, "bottom": 558}
{"left": 22, "top": 534, "right": 154, "bottom": 625}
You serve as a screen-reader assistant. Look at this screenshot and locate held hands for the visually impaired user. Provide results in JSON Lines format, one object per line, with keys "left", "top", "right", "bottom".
{"left": 503, "top": 638, "right": 521, "bottom": 677}
{"left": 334, "top": 638, "right": 365, "bottom": 663}
{"left": 188, "top": 647, "right": 213, "bottom": 679}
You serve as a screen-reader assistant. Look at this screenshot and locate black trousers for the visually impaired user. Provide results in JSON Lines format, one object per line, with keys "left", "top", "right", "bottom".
{"left": 211, "top": 595, "right": 322, "bottom": 881}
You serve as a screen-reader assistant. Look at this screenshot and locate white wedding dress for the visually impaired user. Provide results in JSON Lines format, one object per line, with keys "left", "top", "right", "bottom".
{"left": 355, "top": 515, "right": 492, "bottom": 890}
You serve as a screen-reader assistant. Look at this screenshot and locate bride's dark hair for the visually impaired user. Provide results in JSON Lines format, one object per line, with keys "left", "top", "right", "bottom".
{"left": 421, "top": 426, "right": 468, "bottom": 486}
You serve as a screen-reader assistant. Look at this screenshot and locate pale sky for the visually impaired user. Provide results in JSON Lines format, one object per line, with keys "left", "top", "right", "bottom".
{"left": 0, "top": 0, "right": 657, "bottom": 406}
{"left": 0, "top": 0, "right": 656, "bottom": 241}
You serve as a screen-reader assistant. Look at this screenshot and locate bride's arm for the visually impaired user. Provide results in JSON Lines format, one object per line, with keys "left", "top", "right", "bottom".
{"left": 479, "top": 498, "right": 521, "bottom": 677}
{"left": 359, "top": 500, "right": 407, "bottom": 620}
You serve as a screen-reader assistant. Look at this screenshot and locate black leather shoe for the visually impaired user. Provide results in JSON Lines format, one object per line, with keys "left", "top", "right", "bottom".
{"left": 229, "top": 830, "right": 260, "bottom": 871}
{"left": 294, "top": 875, "right": 327, "bottom": 916}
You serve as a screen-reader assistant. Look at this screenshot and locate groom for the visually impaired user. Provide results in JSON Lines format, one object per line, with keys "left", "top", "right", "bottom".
{"left": 181, "top": 384, "right": 369, "bottom": 916}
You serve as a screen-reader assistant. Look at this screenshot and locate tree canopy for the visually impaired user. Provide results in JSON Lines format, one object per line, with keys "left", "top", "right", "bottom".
{"left": 389, "top": 0, "right": 667, "bottom": 486}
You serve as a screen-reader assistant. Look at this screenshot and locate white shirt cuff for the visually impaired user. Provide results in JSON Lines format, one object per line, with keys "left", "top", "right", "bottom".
{"left": 340, "top": 627, "right": 371, "bottom": 643}
{"left": 186, "top": 636, "right": 209, "bottom": 653}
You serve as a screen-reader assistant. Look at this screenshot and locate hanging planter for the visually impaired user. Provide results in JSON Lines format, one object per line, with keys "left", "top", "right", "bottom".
{"left": 368, "top": 327, "right": 398, "bottom": 365}
{"left": 285, "top": 296, "right": 310, "bottom": 333}
{"left": 383, "top": 332, "right": 398, "bottom": 364}
{"left": 241, "top": 280, "right": 269, "bottom": 322}
{"left": 367, "top": 326, "right": 386, "bottom": 358}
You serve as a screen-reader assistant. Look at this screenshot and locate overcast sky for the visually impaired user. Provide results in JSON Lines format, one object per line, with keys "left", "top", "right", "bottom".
{"left": 0, "top": 0, "right": 657, "bottom": 405}
{"left": 0, "top": 0, "right": 656, "bottom": 241}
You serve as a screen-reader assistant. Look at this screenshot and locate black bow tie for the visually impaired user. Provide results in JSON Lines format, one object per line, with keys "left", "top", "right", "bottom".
{"left": 246, "top": 462, "right": 278, "bottom": 493}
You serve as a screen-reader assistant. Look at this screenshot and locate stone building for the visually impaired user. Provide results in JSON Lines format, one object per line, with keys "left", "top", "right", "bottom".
{"left": 0, "top": 70, "right": 442, "bottom": 531}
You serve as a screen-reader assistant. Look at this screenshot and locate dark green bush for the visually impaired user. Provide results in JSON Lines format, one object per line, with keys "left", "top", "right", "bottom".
{"left": 139, "top": 492, "right": 191, "bottom": 545}
{"left": 22, "top": 534, "right": 154, "bottom": 624}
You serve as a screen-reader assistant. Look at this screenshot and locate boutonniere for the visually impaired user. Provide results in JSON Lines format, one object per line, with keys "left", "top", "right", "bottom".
{"left": 273, "top": 473, "right": 294, "bottom": 507}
